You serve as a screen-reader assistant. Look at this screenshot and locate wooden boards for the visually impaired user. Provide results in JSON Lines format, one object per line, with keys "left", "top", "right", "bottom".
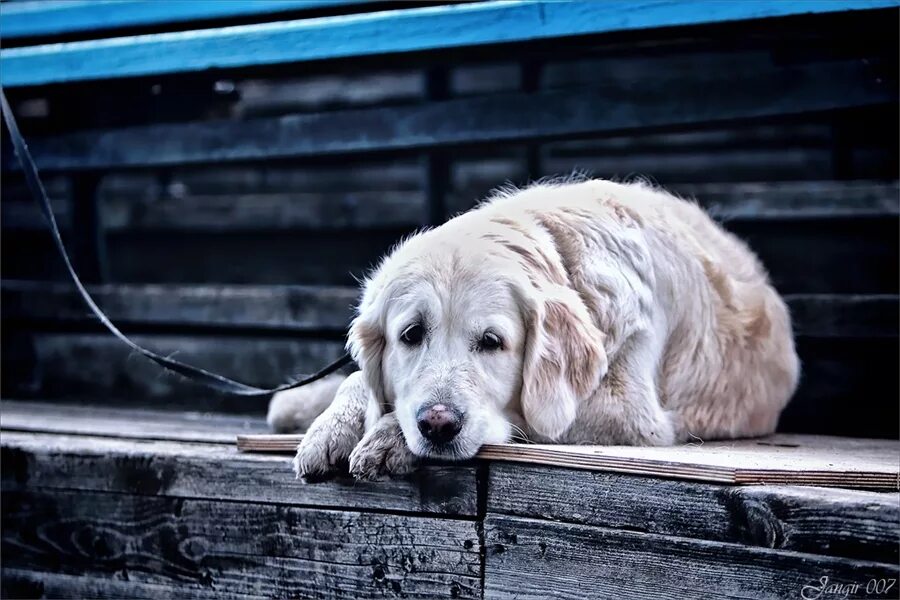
{"left": 1, "top": 431, "right": 481, "bottom": 599}
{"left": 4, "top": 402, "right": 898, "bottom": 597}
{"left": 236, "top": 433, "right": 900, "bottom": 490}
{"left": 482, "top": 514, "right": 899, "bottom": 600}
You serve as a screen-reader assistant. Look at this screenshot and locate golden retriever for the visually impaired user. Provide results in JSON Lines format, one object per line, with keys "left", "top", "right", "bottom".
{"left": 269, "top": 178, "right": 799, "bottom": 480}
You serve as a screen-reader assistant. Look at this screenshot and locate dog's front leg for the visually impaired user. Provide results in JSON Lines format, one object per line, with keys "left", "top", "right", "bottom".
{"left": 348, "top": 413, "right": 418, "bottom": 481}
{"left": 293, "top": 371, "right": 380, "bottom": 480}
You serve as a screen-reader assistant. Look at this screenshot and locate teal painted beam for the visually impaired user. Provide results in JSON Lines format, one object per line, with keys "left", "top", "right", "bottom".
{"left": 1, "top": 0, "right": 898, "bottom": 87}
{"left": 0, "top": 0, "right": 365, "bottom": 39}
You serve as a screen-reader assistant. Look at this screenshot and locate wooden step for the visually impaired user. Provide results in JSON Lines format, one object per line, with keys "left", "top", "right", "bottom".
{"left": 7, "top": 180, "right": 896, "bottom": 232}
{"left": 1, "top": 403, "right": 897, "bottom": 598}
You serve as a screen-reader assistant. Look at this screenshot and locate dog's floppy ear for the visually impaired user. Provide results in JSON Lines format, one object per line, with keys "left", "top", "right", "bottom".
{"left": 346, "top": 272, "right": 390, "bottom": 408}
{"left": 520, "top": 284, "right": 608, "bottom": 440}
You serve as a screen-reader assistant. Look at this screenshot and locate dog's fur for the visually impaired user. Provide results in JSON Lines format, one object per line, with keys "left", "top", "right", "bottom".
{"left": 271, "top": 178, "right": 800, "bottom": 481}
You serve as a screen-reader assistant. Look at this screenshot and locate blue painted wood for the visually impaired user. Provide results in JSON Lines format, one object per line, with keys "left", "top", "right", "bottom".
{"left": 2, "top": 0, "right": 897, "bottom": 87}
{"left": 0, "top": 0, "right": 364, "bottom": 39}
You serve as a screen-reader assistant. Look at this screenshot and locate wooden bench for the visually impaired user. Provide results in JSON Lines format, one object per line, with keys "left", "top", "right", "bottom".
{"left": 2, "top": 1, "right": 898, "bottom": 597}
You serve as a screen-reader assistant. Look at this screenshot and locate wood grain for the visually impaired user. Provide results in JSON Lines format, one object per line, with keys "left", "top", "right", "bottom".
{"left": 488, "top": 463, "right": 899, "bottom": 563}
{"left": 1, "top": 431, "right": 479, "bottom": 517}
{"left": 2, "top": 568, "right": 265, "bottom": 600}
{"left": 0, "top": 400, "right": 269, "bottom": 444}
{"left": 483, "top": 514, "right": 899, "bottom": 600}
{"left": 3, "top": 489, "right": 481, "bottom": 599}
{"left": 237, "top": 433, "right": 900, "bottom": 490}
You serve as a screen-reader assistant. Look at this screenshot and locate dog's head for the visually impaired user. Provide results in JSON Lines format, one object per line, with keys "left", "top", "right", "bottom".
{"left": 348, "top": 212, "right": 607, "bottom": 459}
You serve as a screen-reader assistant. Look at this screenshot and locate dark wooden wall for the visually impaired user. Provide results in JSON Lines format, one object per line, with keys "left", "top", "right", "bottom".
{"left": 2, "top": 9, "right": 897, "bottom": 437}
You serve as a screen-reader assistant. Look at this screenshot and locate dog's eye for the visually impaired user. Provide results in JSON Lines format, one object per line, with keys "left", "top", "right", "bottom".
{"left": 477, "top": 331, "right": 503, "bottom": 352}
{"left": 400, "top": 324, "right": 424, "bottom": 346}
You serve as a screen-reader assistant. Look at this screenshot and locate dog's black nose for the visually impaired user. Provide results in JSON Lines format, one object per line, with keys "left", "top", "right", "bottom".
{"left": 416, "top": 403, "right": 462, "bottom": 444}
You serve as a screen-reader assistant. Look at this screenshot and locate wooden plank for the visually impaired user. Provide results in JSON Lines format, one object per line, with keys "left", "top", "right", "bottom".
{"left": 2, "top": 489, "right": 481, "bottom": 598}
{"left": 0, "top": 0, "right": 362, "bottom": 40}
{"left": 7, "top": 58, "right": 895, "bottom": 171}
{"left": 51, "top": 178, "right": 889, "bottom": 233}
{"left": 1, "top": 332, "right": 347, "bottom": 409}
{"left": 488, "top": 463, "right": 899, "bottom": 563}
{"left": 789, "top": 295, "right": 898, "bottom": 338}
{"left": 1, "top": 431, "right": 479, "bottom": 516}
{"left": 237, "top": 434, "right": 900, "bottom": 490}
{"left": 3, "top": 1, "right": 894, "bottom": 87}
{"left": 544, "top": 147, "right": 837, "bottom": 188}
{"left": 103, "top": 190, "right": 427, "bottom": 231}
{"left": 54, "top": 217, "right": 887, "bottom": 293}
{"left": 0, "top": 400, "right": 269, "bottom": 444}
{"left": 1, "top": 280, "right": 358, "bottom": 332}
{"left": 101, "top": 229, "right": 401, "bottom": 286}
{"left": 779, "top": 337, "right": 899, "bottom": 440}
{"left": 86, "top": 162, "right": 428, "bottom": 231}
{"left": 2, "top": 568, "right": 264, "bottom": 600}
{"left": 2, "top": 282, "right": 896, "bottom": 338}
{"left": 730, "top": 217, "right": 898, "bottom": 294}
{"left": 679, "top": 181, "right": 900, "bottom": 220}
{"left": 483, "top": 514, "right": 899, "bottom": 600}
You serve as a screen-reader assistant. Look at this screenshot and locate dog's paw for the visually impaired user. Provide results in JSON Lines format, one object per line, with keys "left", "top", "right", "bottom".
{"left": 348, "top": 414, "right": 417, "bottom": 481}
{"left": 292, "top": 417, "right": 362, "bottom": 481}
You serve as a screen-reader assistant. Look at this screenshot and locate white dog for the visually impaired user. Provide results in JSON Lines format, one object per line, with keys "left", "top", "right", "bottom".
{"left": 269, "top": 178, "right": 800, "bottom": 481}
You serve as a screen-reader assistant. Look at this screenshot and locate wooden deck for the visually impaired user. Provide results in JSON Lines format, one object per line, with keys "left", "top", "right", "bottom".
{"left": 2, "top": 402, "right": 898, "bottom": 599}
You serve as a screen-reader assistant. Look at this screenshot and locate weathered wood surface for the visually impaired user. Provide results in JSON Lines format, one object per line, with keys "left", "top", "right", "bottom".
{"left": 7, "top": 59, "right": 895, "bottom": 171}
{"left": 3, "top": 1, "right": 893, "bottom": 87}
{"left": 787, "top": 295, "right": 899, "bottom": 338}
{"left": 7, "top": 178, "right": 897, "bottom": 233}
{"left": 3, "top": 280, "right": 897, "bottom": 338}
{"left": 3, "top": 408, "right": 898, "bottom": 598}
{"left": 681, "top": 181, "right": 900, "bottom": 220}
{"left": 6, "top": 213, "right": 895, "bottom": 294}
{"left": 488, "top": 463, "right": 899, "bottom": 563}
{"left": 779, "top": 337, "right": 898, "bottom": 440}
{"left": 0, "top": 400, "right": 269, "bottom": 444}
{"left": 1, "top": 280, "right": 358, "bottom": 332}
{"left": 238, "top": 433, "right": 900, "bottom": 490}
{"left": 1, "top": 332, "right": 347, "bottom": 408}
{"left": 483, "top": 514, "right": 899, "bottom": 600}
{"left": 732, "top": 217, "right": 898, "bottom": 295}
{"left": 477, "top": 434, "right": 900, "bottom": 489}
{"left": 1, "top": 431, "right": 478, "bottom": 516}
{"left": 2, "top": 568, "right": 262, "bottom": 600}
{"left": 2, "top": 489, "right": 481, "bottom": 599}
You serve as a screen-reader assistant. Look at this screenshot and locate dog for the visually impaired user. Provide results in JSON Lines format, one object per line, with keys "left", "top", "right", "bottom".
{"left": 269, "top": 178, "right": 800, "bottom": 481}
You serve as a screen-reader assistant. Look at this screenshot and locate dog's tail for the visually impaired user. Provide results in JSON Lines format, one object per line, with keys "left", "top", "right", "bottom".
{"left": 266, "top": 374, "right": 348, "bottom": 433}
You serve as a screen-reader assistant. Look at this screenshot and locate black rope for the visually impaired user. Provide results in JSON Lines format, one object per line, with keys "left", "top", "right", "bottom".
{"left": 0, "top": 88, "right": 352, "bottom": 397}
